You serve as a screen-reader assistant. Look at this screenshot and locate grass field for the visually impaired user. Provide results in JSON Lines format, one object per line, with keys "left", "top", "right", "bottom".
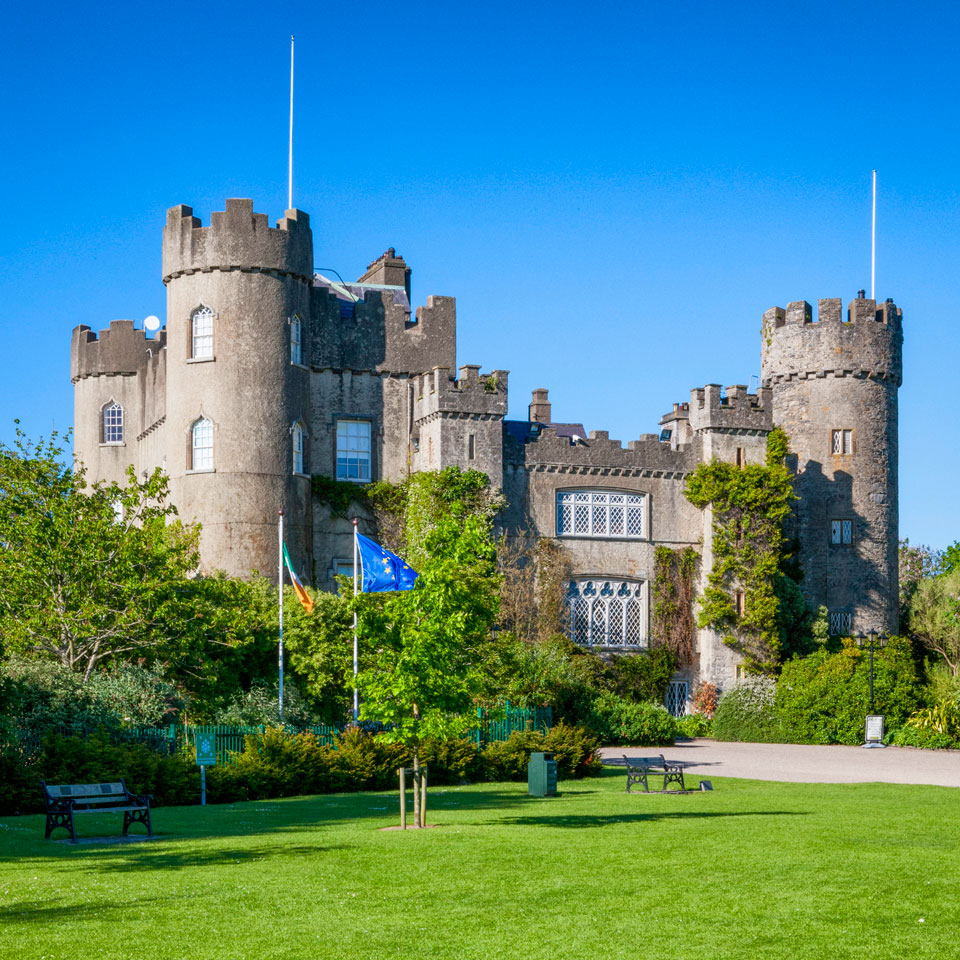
{"left": 1, "top": 769, "right": 958, "bottom": 959}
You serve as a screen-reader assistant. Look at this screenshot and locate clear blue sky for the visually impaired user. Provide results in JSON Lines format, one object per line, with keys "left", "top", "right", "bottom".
{"left": 1, "top": 1, "right": 957, "bottom": 548}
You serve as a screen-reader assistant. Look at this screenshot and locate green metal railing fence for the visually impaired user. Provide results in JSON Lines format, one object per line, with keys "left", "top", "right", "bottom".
{"left": 11, "top": 705, "right": 553, "bottom": 766}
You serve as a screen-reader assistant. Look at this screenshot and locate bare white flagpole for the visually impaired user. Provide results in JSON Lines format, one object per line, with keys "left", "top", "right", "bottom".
{"left": 288, "top": 36, "right": 295, "bottom": 211}
{"left": 871, "top": 169, "right": 877, "bottom": 300}
{"left": 352, "top": 518, "right": 359, "bottom": 723}
{"left": 278, "top": 510, "right": 285, "bottom": 723}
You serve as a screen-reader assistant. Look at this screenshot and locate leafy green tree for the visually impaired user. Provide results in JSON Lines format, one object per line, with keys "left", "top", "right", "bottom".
{"left": 0, "top": 428, "right": 272, "bottom": 689}
{"left": 907, "top": 568, "right": 960, "bottom": 676}
{"left": 353, "top": 511, "right": 499, "bottom": 827}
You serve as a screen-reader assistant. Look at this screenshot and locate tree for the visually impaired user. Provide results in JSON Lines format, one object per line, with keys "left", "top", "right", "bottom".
{"left": 353, "top": 511, "right": 499, "bottom": 827}
{"left": 0, "top": 428, "right": 269, "bottom": 684}
{"left": 907, "top": 568, "right": 960, "bottom": 676}
{"left": 899, "top": 538, "right": 944, "bottom": 620}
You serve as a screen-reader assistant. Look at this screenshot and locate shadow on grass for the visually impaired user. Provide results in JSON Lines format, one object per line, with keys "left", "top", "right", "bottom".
{"left": 1, "top": 895, "right": 179, "bottom": 924}
{"left": 499, "top": 810, "right": 807, "bottom": 828}
{"left": 0, "top": 787, "right": 550, "bottom": 861}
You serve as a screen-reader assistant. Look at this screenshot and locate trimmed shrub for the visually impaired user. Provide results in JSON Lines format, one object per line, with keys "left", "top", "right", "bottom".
{"left": 584, "top": 693, "right": 677, "bottom": 746}
{"left": 609, "top": 648, "right": 676, "bottom": 704}
{"left": 479, "top": 722, "right": 603, "bottom": 781}
{"left": 891, "top": 726, "right": 957, "bottom": 750}
{"left": 675, "top": 713, "right": 712, "bottom": 738}
{"left": 712, "top": 677, "right": 783, "bottom": 743}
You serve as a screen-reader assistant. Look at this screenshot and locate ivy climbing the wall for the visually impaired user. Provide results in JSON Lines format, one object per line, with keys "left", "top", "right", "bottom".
{"left": 684, "top": 428, "right": 801, "bottom": 674}
{"left": 651, "top": 546, "right": 699, "bottom": 664}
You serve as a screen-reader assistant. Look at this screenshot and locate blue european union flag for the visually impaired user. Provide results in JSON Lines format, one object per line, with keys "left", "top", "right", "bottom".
{"left": 356, "top": 533, "right": 419, "bottom": 592}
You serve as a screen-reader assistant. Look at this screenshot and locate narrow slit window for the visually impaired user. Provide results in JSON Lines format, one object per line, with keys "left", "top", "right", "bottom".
{"left": 467, "top": 434, "right": 476, "bottom": 460}
{"left": 290, "top": 314, "right": 302, "bottom": 365}
{"left": 292, "top": 422, "right": 305, "bottom": 474}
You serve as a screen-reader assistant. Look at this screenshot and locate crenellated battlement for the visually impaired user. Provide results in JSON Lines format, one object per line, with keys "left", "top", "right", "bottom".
{"left": 688, "top": 384, "right": 773, "bottom": 434}
{"left": 71, "top": 320, "right": 165, "bottom": 382}
{"left": 413, "top": 365, "right": 509, "bottom": 422}
{"left": 761, "top": 295, "right": 903, "bottom": 386}
{"left": 161, "top": 199, "right": 313, "bottom": 285}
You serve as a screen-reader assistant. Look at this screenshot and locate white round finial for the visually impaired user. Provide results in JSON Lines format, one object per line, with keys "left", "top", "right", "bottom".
{"left": 144, "top": 316, "right": 161, "bottom": 332}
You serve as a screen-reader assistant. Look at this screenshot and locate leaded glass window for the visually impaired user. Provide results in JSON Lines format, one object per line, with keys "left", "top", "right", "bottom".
{"left": 829, "top": 609, "right": 853, "bottom": 635}
{"left": 102, "top": 401, "right": 123, "bottom": 444}
{"left": 567, "top": 579, "right": 646, "bottom": 647}
{"left": 336, "top": 420, "right": 371, "bottom": 482}
{"left": 290, "top": 314, "right": 303, "bottom": 364}
{"left": 192, "top": 306, "right": 214, "bottom": 359}
{"left": 831, "top": 429, "right": 853, "bottom": 455}
{"left": 831, "top": 519, "right": 853, "bottom": 545}
{"left": 191, "top": 417, "right": 214, "bottom": 471}
{"left": 556, "top": 491, "right": 646, "bottom": 539}
{"left": 665, "top": 681, "right": 688, "bottom": 718}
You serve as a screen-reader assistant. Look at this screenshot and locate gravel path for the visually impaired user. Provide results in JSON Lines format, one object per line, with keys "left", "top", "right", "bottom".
{"left": 600, "top": 738, "right": 960, "bottom": 788}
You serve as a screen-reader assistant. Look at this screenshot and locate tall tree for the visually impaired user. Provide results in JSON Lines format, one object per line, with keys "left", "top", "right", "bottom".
{"left": 353, "top": 511, "right": 499, "bottom": 827}
{"left": 0, "top": 428, "right": 268, "bottom": 683}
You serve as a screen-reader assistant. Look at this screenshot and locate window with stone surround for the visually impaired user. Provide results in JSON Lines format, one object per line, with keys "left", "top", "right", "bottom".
{"left": 831, "top": 429, "right": 853, "bottom": 455}
{"left": 831, "top": 519, "right": 853, "bottom": 545}
{"left": 568, "top": 579, "right": 646, "bottom": 647}
{"left": 292, "top": 422, "right": 306, "bottom": 475}
{"left": 190, "top": 417, "right": 214, "bottom": 471}
{"left": 191, "top": 305, "right": 214, "bottom": 359}
{"left": 336, "top": 420, "right": 371, "bottom": 482}
{"left": 556, "top": 490, "right": 646, "bottom": 539}
{"left": 101, "top": 400, "right": 123, "bottom": 444}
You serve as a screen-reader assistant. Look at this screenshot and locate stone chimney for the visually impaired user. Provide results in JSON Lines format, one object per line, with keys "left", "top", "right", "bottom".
{"left": 358, "top": 247, "right": 411, "bottom": 301}
{"left": 529, "top": 388, "right": 551, "bottom": 424}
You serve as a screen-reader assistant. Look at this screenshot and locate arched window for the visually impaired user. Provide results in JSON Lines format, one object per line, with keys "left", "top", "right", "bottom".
{"left": 290, "top": 314, "right": 303, "bottom": 365}
{"left": 292, "top": 422, "right": 305, "bottom": 474}
{"left": 191, "top": 417, "right": 214, "bottom": 471}
{"left": 101, "top": 401, "right": 124, "bottom": 444}
{"left": 191, "top": 305, "right": 214, "bottom": 359}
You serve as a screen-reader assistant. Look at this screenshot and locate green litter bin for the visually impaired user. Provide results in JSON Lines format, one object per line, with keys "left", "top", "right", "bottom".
{"left": 528, "top": 751, "right": 558, "bottom": 797}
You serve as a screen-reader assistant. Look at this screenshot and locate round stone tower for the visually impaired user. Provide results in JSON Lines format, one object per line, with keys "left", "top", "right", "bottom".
{"left": 761, "top": 295, "right": 903, "bottom": 635}
{"left": 161, "top": 199, "right": 314, "bottom": 580}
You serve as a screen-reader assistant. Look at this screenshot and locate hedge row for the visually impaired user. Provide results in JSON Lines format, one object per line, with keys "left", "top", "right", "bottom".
{"left": 0, "top": 722, "right": 603, "bottom": 816}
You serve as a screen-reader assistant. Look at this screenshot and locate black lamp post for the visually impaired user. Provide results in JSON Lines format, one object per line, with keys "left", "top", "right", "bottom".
{"left": 855, "top": 629, "right": 888, "bottom": 746}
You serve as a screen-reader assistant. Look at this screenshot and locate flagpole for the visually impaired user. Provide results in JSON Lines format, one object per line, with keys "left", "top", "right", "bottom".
{"left": 352, "top": 518, "right": 359, "bottom": 723}
{"left": 288, "top": 35, "right": 295, "bottom": 211}
{"left": 278, "top": 509, "right": 285, "bottom": 723}
{"left": 871, "top": 169, "right": 877, "bottom": 301}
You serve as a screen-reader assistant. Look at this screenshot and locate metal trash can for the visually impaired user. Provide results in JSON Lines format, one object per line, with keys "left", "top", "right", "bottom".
{"left": 528, "top": 751, "right": 558, "bottom": 797}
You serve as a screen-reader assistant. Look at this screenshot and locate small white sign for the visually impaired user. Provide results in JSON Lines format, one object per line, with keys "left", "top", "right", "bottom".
{"left": 865, "top": 715, "right": 884, "bottom": 743}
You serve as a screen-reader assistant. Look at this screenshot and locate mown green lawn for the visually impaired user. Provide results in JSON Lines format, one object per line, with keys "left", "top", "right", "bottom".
{"left": 0, "top": 770, "right": 957, "bottom": 959}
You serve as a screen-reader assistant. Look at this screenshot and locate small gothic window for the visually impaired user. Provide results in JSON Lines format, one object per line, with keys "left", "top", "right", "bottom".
{"left": 101, "top": 401, "right": 123, "bottom": 444}
{"left": 191, "top": 306, "right": 214, "bottom": 359}
{"left": 292, "top": 422, "right": 305, "bottom": 474}
{"left": 831, "top": 519, "right": 853, "bottom": 545}
{"left": 191, "top": 417, "right": 214, "bottom": 471}
{"left": 290, "top": 314, "right": 303, "bottom": 365}
{"left": 831, "top": 429, "right": 853, "bottom": 455}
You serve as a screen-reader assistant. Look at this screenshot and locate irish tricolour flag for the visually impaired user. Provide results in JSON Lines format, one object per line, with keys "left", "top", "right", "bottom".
{"left": 283, "top": 544, "right": 314, "bottom": 613}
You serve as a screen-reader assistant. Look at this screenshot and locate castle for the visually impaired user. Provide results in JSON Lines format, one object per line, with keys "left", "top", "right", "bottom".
{"left": 71, "top": 199, "right": 903, "bottom": 712}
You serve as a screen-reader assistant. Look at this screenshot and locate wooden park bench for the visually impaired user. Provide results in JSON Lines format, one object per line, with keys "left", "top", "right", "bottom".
{"left": 623, "top": 755, "right": 686, "bottom": 794}
{"left": 41, "top": 780, "right": 153, "bottom": 843}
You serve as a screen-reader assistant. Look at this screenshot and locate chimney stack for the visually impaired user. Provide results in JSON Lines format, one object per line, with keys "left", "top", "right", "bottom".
{"left": 529, "top": 388, "right": 551, "bottom": 424}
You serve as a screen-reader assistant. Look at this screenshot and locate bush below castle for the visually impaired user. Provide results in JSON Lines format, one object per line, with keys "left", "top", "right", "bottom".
{"left": 0, "top": 723, "right": 602, "bottom": 817}
{"left": 712, "top": 637, "right": 923, "bottom": 745}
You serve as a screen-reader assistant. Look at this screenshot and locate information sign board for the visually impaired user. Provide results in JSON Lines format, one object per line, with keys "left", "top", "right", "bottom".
{"left": 864, "top": 715, "right": 885, "bottom": 744}
{"left": 195, "top": 733, "right": 217, "bottom": 766}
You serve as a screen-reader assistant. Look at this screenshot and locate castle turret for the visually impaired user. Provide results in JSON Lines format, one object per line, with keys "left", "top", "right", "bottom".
{"left": 761, "top": 295, "right": 903, "bottom": 634}
{"left": 412, "top": 365, "right": 508, "bottom": 483}
{"left": 161, "top": 199, "right": 314, "bottom": 579}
